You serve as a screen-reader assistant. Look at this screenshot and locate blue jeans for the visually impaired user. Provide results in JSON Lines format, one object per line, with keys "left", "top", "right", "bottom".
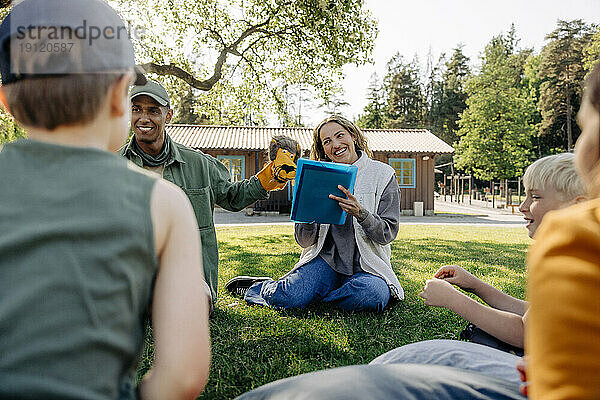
{"left": 370, "top": 340, "right": 522, "bottom": 386}
{"left": 244, "top": 256, "right": 390, "bottom": 313}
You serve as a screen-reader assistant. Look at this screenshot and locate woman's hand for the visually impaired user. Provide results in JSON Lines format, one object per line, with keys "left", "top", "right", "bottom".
{"left": 329, "top": 185, "right": 366, "bottom": 221}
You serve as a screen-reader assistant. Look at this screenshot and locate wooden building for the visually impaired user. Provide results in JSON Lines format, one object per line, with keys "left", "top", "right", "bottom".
{"left": 167, "top": 125, "right": 454, "bottom": 216}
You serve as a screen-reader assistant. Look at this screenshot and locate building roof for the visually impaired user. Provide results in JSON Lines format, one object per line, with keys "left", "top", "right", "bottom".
{"left": 167, "top": 125, "right": 454, "bottom": 154}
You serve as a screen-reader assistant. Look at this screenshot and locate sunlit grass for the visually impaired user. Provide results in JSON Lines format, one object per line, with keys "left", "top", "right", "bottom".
{"left": 139, "top": 224, "right": 530, "bottom": 399}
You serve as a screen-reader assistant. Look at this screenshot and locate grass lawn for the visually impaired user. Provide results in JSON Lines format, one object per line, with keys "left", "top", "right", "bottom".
{"left": 139, "top": 224, "right": 530, "bottom": 399}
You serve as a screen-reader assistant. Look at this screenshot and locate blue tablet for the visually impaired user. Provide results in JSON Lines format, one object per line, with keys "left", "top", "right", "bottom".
{"left": 291, "top": 158, "right": 358, "bottom": 225}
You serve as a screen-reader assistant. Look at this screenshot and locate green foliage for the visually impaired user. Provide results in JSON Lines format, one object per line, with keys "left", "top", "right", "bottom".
{"left": 385, "top": 54, "right": 425, "bottom": 128}
{"left": 170, "top": 81, "right": 202, "bottom": 125}
{"left": 518, "top": 54, "right": 546, "bottom": 158}
{"left": 0, "top": 108, "right": 25, "bottom": 145}
{"left": 359, "top": 46, "right": 470, "bottom": 145}
{"left": 583, "top": 27, "right": 600, "bottom": 72}
{"left": 537, "top": 20, "right": 596, "bottom": 151}
{"left": 358, "top": 54, "right": 427, "bottom": 130}
{"left": 356, "top": 73, "right": 385, "bottom": 129}
{"left": 319, "top": 85, "right": 351, "bottom": 116}
{"left": 455, "top": 30, "right": 536, "bottom": 180}
{"left": 427, "top": 46, "right": 471, "bottom": 145}
{"left": 137, "top": 224, "right": 529, "bottom": 399}
{"left": 109, "top": 0, "right": 377, "bottom": 124}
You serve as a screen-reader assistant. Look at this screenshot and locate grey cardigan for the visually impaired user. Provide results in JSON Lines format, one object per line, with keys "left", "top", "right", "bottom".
{"left": 284, "top": 152, "right": 404, "bottom": 300}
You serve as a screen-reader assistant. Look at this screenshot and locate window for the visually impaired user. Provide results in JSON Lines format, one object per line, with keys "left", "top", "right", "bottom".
{"left": 217, "top": 155, "right": 245, "bottom": 182}
{"left": 389, "top": 158, "right": 416, "bottom": 188}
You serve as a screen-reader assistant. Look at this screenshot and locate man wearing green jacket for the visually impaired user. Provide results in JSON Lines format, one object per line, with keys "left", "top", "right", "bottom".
{"left": 121, "top": 80, "right": 289, "bottom": 303}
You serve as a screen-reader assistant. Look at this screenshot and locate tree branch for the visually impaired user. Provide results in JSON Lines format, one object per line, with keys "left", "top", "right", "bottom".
{"left": 140, "top": 4, "right": 290, "bottom": 91}
{"left": 139, "top": 62, "right": 215, "bottom": 90}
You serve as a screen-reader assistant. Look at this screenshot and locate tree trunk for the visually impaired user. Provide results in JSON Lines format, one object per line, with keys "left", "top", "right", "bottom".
{"left": 451, "top": 164, "right": 455, "bottom": 202}
{"left": 566, "top": 82, "right": 572, "bottom": 151}
{"left": 469, "top": 176, "right": 472, "bottom": 205}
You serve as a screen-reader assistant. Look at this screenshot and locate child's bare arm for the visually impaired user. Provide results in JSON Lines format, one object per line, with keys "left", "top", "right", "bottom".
{"left": 140, "top": 180, "right": 211, "bottom": 400}
{"left": 420, "top": 279, "right": 525, "bottom": 348}
{"left": 434, "top": 265, "right": 528, "bottom": 315}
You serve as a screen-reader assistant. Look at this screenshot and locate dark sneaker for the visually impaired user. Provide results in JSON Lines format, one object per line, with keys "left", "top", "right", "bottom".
{"left": 225, "top": 276, "right": 271, "bottom": 298}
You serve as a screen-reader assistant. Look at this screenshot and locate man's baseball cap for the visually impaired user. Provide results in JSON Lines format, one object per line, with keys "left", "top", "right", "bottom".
{"left": 0, "top": 0, "right": 146, "bottom": 85}
{"left": 130, "top": 80, "right": 170, "bottom": 107}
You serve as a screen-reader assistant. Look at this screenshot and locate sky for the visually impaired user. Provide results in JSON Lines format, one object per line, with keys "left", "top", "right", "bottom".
{"left": 306, "top": 0, "right": 600, "bottom": 125}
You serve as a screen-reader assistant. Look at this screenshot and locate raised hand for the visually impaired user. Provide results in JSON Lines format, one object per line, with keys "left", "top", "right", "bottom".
{"left": 256, "top": 161, "right": 287, "bottom": 191}
{"left": 272, "top": 147, "right": 298, "bottom": 183}
{"left": 434, "top": 265, "right": 479, "bottom": 291}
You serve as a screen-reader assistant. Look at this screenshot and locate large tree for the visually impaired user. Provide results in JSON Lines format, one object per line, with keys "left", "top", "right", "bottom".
{"left": 356, "top": 73, "right": 385, "bottom": 129}
{"left": 427, "top": 45, "right": 470, "bottom": 146}
{"left": 108, "top": 0, "right": 377, "bottom": 124}
{"left": 538, "top": 19, "right": 595, "bottom": 151}
{"left": 521, "top": 53, "right": 545, "bottom": 157}
{"left": 319, "top": 85, "right": 350, "bottom": 116}
{"left": 583, "top": 27, "right": 600, "bottom": 73}
{"left": 455, "top": 29, "right": 536, "bottom": 180}
{"left": 384, "top": 54, "right": 425, "bottom": 128}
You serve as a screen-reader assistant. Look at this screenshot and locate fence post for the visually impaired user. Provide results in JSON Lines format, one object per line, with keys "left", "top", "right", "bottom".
{"left": 443, "top": 174, "right": 447, "bottom": 201}
{"left": 505, "top": 179, "right": 509, "bottom": 209}
{"left": 451, "top": 163, "right": 455, "bottom": 203}
{"left": 469, "top": 176, "right": 472, "bottom": 205}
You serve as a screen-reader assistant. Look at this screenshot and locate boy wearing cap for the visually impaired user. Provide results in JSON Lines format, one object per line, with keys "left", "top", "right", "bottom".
{"left": 121, "top": 80, "right": 290, "bottom": 302}
{"left": 0, "top": 0, "right": 210, "bottom": 399}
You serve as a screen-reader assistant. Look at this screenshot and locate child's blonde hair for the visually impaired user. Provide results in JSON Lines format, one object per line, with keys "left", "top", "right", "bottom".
{"left": 310, "top": 115, "right": 372, "bottom": 161}
{"left": 523, "top": 153, "right": 584, "bottom": 201}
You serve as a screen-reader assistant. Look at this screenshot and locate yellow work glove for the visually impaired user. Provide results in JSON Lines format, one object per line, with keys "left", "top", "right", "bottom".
{"left": 272, "top": 147, "right": 298, "bottom": 183}
{"left": 256, "top": 161, "right": 287, "bottom": 191}
{"left": 256, "top": 148, "right": 298, "bottom": 191}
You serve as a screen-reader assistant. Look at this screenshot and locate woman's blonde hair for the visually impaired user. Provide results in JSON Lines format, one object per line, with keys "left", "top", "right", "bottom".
{"left": 310, "top": 115, "right": 372, "bottom": 161}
